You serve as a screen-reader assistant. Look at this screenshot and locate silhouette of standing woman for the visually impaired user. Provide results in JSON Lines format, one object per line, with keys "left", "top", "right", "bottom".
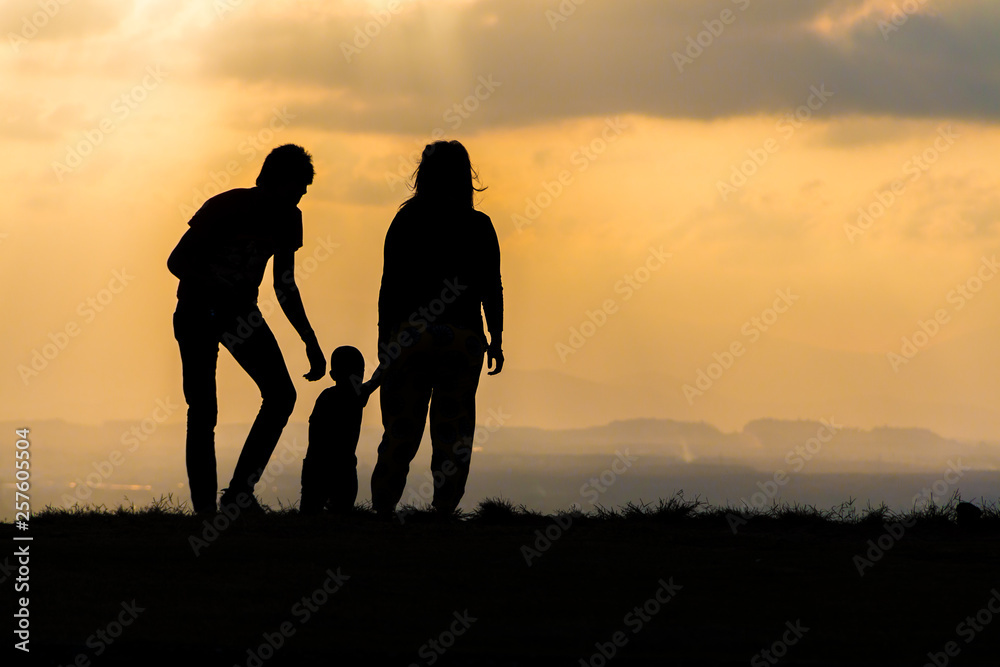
{"left": 168, "top": 145, "right": 326, "bottom": 515}
{"left": 365, "top": 141, "right": 503, "bottom": 517}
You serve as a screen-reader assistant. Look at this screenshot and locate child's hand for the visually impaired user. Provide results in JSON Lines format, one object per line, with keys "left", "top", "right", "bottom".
{"left": 359, "top": 380, "right": 377, "bottom": 407}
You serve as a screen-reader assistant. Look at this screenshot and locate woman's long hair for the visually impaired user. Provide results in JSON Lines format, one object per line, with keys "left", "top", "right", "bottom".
{"left": 402, "top": 140, "right": 486, "bottom": 210}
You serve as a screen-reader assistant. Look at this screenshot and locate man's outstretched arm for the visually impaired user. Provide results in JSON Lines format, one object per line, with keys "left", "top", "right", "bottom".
{"left": 274, "top": 249, "right": 326, "bottom": 381}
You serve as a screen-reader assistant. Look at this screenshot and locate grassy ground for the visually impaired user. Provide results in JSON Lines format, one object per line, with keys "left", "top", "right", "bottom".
{"left": 6, "top": 494, "right": 1000, "bottom": 666}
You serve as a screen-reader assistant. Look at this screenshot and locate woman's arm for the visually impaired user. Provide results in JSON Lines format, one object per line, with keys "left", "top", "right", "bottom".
{"left": 377, "top": 213, "right": 406, "bottom": 346}
{"left": 480, "top": 215, "right": 504, "bottom": 375}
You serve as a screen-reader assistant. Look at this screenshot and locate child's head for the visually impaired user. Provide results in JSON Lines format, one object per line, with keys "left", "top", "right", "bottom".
{"left": 330, "top": 346, "right": 365, "bottom": 385}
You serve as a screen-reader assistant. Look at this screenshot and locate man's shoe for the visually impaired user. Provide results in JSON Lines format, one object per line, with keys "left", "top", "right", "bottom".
{"left": 374, "top": 507, "right": 397, "bottom": 523}
{"left": 220, "top": 488, "right": 267, "bottom": 516}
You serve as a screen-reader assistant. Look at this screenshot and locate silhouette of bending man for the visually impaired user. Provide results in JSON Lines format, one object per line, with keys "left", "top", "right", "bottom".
{"left": 364, "top": 140, "right": 504, "bottom": 518}
{"left": 168, "top": 144, "right": 326, "bottom": 515}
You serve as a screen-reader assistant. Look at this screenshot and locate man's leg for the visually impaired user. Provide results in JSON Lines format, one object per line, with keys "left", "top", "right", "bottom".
{"left": 370, "top": 347, "right": 432, "bottom": 515}
{"left": 428, "top": 327, "right": 484, "bottom": 515}
{"left": 223, "top": 309, "right": 297, "bottom": 498}
{"left": 173, "top": 304, "right": 221, "bottom": 514}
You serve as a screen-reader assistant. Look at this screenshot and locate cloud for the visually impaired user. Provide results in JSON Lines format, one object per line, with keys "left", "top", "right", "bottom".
{"left": 2, "top": 0, "right": 124, "bottom": 46}
{"left": 185, "top": 0, "right": 1000, "bottom": 134}
{"left": 0, "top": 95, "right": 64, "bottom": 140}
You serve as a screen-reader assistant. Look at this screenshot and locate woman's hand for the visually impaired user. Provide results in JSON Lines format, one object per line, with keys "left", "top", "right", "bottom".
{"left": 487, "top": 341, "right": 504, "bottom": 376}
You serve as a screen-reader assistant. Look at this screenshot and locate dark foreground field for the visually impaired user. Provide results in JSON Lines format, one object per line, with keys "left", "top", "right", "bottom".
{"left": 6, "top": 496, "right": 1000, "bottom": 666}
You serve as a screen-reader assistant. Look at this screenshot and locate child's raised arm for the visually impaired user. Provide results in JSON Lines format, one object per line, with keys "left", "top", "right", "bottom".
{"left": 357, "top": 364, "right": 383, "bottom": 407}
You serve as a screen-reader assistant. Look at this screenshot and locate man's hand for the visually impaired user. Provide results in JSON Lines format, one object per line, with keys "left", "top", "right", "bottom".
{"left": 304, "top": 339, "right": 326, "bottom": 381}
{"left": 275, "top": 250, "right": 324, "bottom": 381}
{"left": 487, "top": 341, "right": 504, "bottom": 376}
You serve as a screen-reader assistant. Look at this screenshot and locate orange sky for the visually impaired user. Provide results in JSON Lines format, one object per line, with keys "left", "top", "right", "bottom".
{"left": 3, "top": 0, "right": 1000, "bottom": 440}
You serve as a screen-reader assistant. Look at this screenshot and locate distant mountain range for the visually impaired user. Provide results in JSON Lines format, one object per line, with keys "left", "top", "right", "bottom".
{"left": 3, "top": 416, "right": 998, "bottom": 517}
{"left": 470, "top": 361, "right": 1000, "bottom": 442}
{"left": 7, "top": 415, "right": 998, "bottom": 482}
{"left": 474, "top": 416, "right": 1000, "bottom": 472}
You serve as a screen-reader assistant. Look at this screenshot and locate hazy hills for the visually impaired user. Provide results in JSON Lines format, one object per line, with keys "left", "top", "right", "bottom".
{"left": 474, "top": 416, "right": 999, "bottom": 471}
{"left": 471, "top": 364, "right": 1000, "bottom": 441}
{"left": 3, "top": 416, "right": 998, "bottom": 520}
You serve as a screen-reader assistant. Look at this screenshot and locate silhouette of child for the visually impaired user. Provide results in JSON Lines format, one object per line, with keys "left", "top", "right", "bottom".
{"left": 300, "top": 346, "right": 379, "bottom": 514}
